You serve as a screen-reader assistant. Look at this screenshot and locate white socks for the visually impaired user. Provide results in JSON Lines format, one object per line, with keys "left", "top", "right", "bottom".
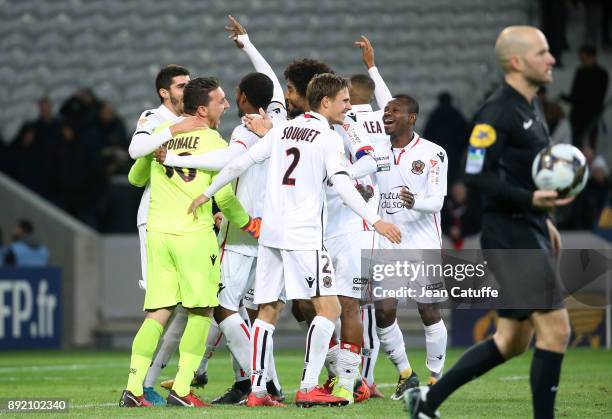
{"left": 424, "top": 319, "right": 447, "bottom": 376}
{"left": 143, "top": 306, "right": 188, "bottom": 387}
{"left": 251, "top": 319, "right": 275, "bottom": 396}
{"left": 219, "top": 313, "right": 252, "bottom": 379}
{"left": 300, "top": 316, "right": 335, "bottom": 391}
{"left": 361, "top": 304, "right": 380, "bottom": 386}
{"left": 196, "top": 321, "right": 221, "bottom": 375}
{"left": 338, "top": 341, "right": 361, "bottom": 392}
{"left": 377, "top": 319, "right": 411, "bottom": 373}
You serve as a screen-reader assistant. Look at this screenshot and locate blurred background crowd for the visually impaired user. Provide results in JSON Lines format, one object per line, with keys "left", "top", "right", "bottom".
{"left": 0, "top": 0, "right": 610, "bottom": 251}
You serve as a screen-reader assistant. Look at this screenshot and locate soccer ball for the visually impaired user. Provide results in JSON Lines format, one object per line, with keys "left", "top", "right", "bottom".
{"left": 532, "top": 144, "right": 589, "bottom": 197}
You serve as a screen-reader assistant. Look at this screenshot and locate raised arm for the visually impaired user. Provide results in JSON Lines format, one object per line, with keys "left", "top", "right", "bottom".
{"left": 355, "top": 35, "right": 393, "bottom": 109}
{"left": 226, "top": 15, "right": 285, "bottom": 105}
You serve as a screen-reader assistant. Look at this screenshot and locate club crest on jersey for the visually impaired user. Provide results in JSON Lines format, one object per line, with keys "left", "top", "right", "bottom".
{"left": 323, "top": 276, "right": 333, "bottom": 288}
{"left": 411, "top": 160, "right": 425, "bottom": 175}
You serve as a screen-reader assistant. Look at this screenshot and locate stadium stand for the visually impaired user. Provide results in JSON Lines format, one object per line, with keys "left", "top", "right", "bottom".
{"left": 0, "top": 0, "right": 533, "bottom": 141}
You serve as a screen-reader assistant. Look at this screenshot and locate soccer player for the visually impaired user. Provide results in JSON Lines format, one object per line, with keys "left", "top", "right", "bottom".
{"left": 155, "top": 17, "right": 288, "bottom": 404}
{"left": 189, "top": 74, "right": 402, "bottom": 407}
{"left": 126, "top": 64, "right": 201, "bottom": 405}
{"left": 407, "top": 26, "right": 574, "bottom": 419}
{"left": 264, "top": 57, "right": 382, "bottom": 402}
{"left": 348, "top": 36, "right": 394, "bottom": 398}
{"left": 373, "top": 93, "right": 449, "bottom": 396}
{"left": 351, "top": 36, "right": 440, "bottom": 400}
{"left": 120, "top": 77, "right": 257, "bottom": 407}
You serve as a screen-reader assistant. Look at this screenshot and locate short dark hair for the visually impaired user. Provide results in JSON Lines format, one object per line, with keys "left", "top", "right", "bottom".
{"left": 238, "top": 72, "right": 274, "bottom": 110}
{"left": 579, "top": 44, "right": 597, "bottom": 56}
{"left": 182, "top": 77, "right": 220, "bottom": 115}
{"left": 306, "top": 73, "right": 350, "bottom": 111}
{"left": 349, "top": 74, "right": 375, "bottom": 94}
{"left": 155, "top": 64, "right": 190, "bottom": 103}
{"left": 284, "top": 59, "right": 334, "bottom": 97}
{"left": 18, "top": 219, "right": 33, "bottom": 234}
{"left": 393, "top": 94, "right": 419, "bottom": 115}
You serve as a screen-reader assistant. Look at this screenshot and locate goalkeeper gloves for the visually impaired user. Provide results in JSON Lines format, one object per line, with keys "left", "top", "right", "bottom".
{"left": 241, "top": 216, "right": 262, "bottom": 239}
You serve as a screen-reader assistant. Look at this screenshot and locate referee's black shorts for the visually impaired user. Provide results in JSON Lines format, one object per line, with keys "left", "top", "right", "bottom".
{"left": 480, "top": 213, "right": 564, "bottom": 321}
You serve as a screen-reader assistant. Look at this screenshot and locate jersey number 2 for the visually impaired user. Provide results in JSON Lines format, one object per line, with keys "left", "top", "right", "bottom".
{"left": 282, "top": 147, "right": 300, "bottom": 185}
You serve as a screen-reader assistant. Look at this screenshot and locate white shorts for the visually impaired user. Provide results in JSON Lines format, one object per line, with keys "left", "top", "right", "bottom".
{"left": 138, "top": 224, "right": 147, "bottom": 290}
{"left": 326, "top": 231, "right": 372, "bottom": 299}
{"left": 218, "top": 249, "right": 258, "bottom": 312}
{"left": 254, "top": 245, "right": 337, "bottom": 304}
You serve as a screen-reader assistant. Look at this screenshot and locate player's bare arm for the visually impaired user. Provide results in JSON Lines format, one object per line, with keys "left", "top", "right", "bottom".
{"left": 399, "top": 187, "right": 415, "bottom": 209}
{"left": 355, "top": 35, "right": 393, "bottom": 109}
{"left": 225, "top": 14, "right": 246, "bottom": 48}
{"left": 243, "top": 108, "right": 272, "bottom": 137}
{"left": 355, "top": 35, "right": 376, "bottom": 69}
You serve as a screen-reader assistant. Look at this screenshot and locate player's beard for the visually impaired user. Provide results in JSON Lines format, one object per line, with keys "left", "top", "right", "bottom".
{"left": 170, "top": 94, "right": 183, "bottom": 115}
{"left": 288, "top": 105, "right": 303, "bottom": 119}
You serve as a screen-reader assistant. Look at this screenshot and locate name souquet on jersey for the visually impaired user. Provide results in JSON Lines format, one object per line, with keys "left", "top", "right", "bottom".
{"left": 281, "top": 126, "right": 321, "bottom": 143}
{"left": 165, "top": 135, "right": 200, "bottom": 151}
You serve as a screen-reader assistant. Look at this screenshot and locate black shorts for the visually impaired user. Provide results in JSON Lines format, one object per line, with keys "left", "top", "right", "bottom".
{"left": 480, "top": 213, "right": 564, "bottom": 319}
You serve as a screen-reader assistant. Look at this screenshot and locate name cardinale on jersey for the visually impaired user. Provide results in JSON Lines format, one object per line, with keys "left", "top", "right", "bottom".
{"left": 281, "top": 126, "right": 321, "bottom": 143}
{"left": 166, "top": 135, "right": 200, "bottom": 150}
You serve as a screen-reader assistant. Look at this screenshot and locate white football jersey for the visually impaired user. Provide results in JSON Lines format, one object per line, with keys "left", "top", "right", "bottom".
{"left": 247, "top": 111, "right": 349, "bottom": 250}
{"left": 373, "top": 133, "right": 448, "bottom": 249}
{"left": 325, "top": 116, "right": 375, "bottom": 239}
{"left": 342, "top": 103, "right": 391, "bottom": 232}
{"left": 133, "top": 104, "right": 182, "bottom": 227}
{"left": 219, "top": 102, "right": 287, "bottom": 256}
{"left": 346, "top": 104, "right": 388, "bottom": 145}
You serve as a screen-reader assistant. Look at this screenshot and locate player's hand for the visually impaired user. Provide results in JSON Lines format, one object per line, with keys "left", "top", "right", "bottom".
{"left": 154, "top": 146, "right": 167, "bottom": 163}
{"left": 188, "top": 194, "right": 210, "bottom": 220}
{"left": 213, "top": 212, "right": 224, "bottom": 229}
{"left": 532, "top": 190, "right": 575, "bottom": 210}
{"left": 356, "top": 184, "right": 374, "bottom": 202}
{"left": 226, "top": 15, "right": 247, "bottom": 48}
{"left": 355, "top": 35, "right": 375, "bottom": 69}
{"left": 243, "top": 108, "right": 272, "bottom": 137}
{"left": 400, "top": 187, "right": 415, "bottom": 209}
{"left": 373, "top": 220, "right": 401, "bottom": 244}
{"left": 546, "top": 218, "right": 562, "bottom": 258}
{"left": 171, "top": 115, "right": 208, "bottom": 136}
{"left": 241, "top": 216, "right": 262, "bottom": 239}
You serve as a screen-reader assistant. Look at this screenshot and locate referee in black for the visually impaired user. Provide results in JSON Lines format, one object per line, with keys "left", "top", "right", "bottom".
{"left": 407, "top": 26, "right": 574, "bottom": 419}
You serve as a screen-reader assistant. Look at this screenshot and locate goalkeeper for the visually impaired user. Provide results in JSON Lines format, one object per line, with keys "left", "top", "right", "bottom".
{"left": 120, "top": 77, "right": 259, "bottom": 408}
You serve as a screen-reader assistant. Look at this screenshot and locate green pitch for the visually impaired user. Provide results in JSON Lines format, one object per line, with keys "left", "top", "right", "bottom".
{"left": 1, "top": 348, "right": 610, "bottom": 418}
